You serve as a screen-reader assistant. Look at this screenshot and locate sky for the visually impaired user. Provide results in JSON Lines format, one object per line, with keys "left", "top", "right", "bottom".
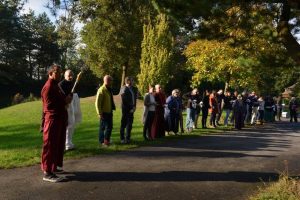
{"left": 22, "top": 0, "right": 56, "bottom": 21}
{"left": 22, "top": 0, "right": 299, "bottom": 42}
{"left": 22, "top": 0, "right": 83, "bottom": 30}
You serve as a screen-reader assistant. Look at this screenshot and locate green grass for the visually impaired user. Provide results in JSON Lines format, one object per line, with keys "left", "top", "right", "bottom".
{"left": 250, "top": 174, "right": 300, "bottom": 200}
{"left": 0, "top": 96, "right": 231, "bottom": 169}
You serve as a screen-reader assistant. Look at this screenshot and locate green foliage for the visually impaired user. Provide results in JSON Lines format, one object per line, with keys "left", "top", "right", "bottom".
{"left": 184, "top": 4, "right": 297, "bottom": 95}
{"left": 79, "top": 0, "right": 152, "bottom": 87}
{"left": 56, "top": 15, "right": 79, "bottom": 70}
{"left": 184, "top": 39, "right": 241, "bottom": 88}
{"left": 137, "top": 13, "right": 174, "bottom": 94}
{"left": 0, "top": 2, "right": 60, "bottom": 85}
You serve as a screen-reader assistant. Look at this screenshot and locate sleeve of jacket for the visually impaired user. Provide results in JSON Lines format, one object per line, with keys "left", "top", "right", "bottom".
{"left": 144, "top": 94, "right": 150, "bottom": 107}
{"left": 95, "top": 88, "right": 103, "bottom": 115}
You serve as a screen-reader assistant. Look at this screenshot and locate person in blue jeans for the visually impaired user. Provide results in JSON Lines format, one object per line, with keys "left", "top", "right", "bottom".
{"left": 183, "top": 89, "right": 201, "bottom": 132}
{"left": 223, "top": 91, "right": 233, "bottom": 126}
{"left": 95, "top": 75, "right": 116, "bottom": 146}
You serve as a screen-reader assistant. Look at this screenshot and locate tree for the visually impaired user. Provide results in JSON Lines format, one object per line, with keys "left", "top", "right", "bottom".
{"left": 153, "top": 0, "right": 300, "bottom": 67}
{"left": 56, "top": 15, "right": 79, "bottom": 70}
{"left": 137, "top": 13, "right": 174, "bottom": 95}
{"left": 184, "top": 4, "right": 297, "bottom": 95}
{"left": 184, "top": 39, "right": 241, "bottom": 91}
{"left": 31, "top": 13, "right": 60, "bottom": 80}
{"left": 79, "top": 0, "right": 152, "bottom": 90}
{"left": 0, "top": 1, "right": 60, "bottom": 84}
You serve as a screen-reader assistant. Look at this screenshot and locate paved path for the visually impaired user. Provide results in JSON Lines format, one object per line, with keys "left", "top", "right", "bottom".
{"left": 1, "top": 121, "right": 300, "bottom": 200}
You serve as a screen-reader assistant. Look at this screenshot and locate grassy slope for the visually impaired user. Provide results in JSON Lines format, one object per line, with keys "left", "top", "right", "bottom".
{"left": 0, "top": 96, "right": 227, "bottom": 169}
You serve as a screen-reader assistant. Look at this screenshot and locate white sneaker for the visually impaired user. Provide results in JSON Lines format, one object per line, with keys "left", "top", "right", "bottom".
{"left": 65, "top": 144, "right": 75, "bottom": 151}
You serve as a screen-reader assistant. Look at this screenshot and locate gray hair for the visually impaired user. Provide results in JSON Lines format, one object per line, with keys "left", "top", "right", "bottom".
{"left": 172, "top": 89, "right": 180, "bottom": 96}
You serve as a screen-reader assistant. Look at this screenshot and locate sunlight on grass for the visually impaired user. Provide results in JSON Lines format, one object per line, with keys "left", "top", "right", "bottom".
{"left": 0, "top": 96, "right": 231, "bottom": 169}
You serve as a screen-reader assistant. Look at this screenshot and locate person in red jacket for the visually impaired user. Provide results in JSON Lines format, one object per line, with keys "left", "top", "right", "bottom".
{"left": 41, "top": 64, "right": 72, "bottom": 183}
{"left": 209, "top": 91, "right": 219, "bottom": 128}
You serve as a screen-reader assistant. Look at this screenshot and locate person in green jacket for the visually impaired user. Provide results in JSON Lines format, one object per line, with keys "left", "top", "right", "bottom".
{"left": 95, "top": 75, "right": 116, "bottom": 146}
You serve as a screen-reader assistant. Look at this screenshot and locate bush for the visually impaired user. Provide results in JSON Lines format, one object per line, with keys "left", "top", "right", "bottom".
{"left": 12, "top": 93, "right": 39, "bottom": 105}
{"left": 11, "top": 93, "right": 24, "bottom": 105}
{"left": 23, "top": 93, "right": 38, "bottom": 103}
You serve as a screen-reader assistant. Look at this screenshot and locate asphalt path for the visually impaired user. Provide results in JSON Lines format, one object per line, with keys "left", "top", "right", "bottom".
{"left": 1, "top": 121, "right": 300, "bottom": 200}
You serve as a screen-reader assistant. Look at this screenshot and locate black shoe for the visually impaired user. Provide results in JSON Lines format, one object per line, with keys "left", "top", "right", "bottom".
{"left": 43, "top": 173, "right": 63, "bottom": 183}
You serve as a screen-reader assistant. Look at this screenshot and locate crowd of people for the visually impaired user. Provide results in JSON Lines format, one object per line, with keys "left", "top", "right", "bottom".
{"left": 142, "top": 87, "right": 299, "bottom": 136}
{"left": 40, "top": 66, "right": 298, "bottom": 183}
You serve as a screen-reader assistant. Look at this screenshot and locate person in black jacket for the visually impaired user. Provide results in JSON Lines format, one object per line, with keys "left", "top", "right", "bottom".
{"left": 120, "top": 77, "right": 138, "bottom": 144}
{"left": 233, "top": 95, "right": 245, "bottom": 130}
{"left": 223, "top": 91, "right": 233, "bottom": 126}
{"left": 289, "top": 97, "right": 298, "bottom": 123}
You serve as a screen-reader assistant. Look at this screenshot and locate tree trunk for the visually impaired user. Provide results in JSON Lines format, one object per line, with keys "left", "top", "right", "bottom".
{"left": 277, "top": 1, "right": 300, "bottom": 65}
{"left": 120, "top": 63, "right": 128, "bottom": 93}
{"left": 224, "top": 73, "right": 230, "bottom": 93}
{"left": 224, "top": 82, "right": 229, "bottom": 93}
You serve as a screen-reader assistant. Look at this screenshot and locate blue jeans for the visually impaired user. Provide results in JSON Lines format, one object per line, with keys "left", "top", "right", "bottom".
{"left": 224, "top": 109, "right": 232, "bottom": 125}
{"left": 186, "top": 108, "right": 196, "bottom": 129}
{"left": 99, "top": 113, "right": 113, "bottom": 144}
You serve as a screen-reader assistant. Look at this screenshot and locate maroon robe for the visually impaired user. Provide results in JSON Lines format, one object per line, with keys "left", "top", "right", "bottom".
{"left": 41, "top": 78, "right": 67, "bottom": 172}
{"left": 151, "top": 92, "right": 166, "bottom": 139}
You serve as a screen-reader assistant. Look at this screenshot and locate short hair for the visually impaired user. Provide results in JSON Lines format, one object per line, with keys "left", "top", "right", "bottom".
{"left": 125, "top": 76, "right": 133, "bottom": 83}
{"left": 48, "top": 64, "right": 61, "bottom": 76}
{"left": 172, "top": 89, "right": 179, "bottom": 96}
{"left": 103, "top": 75, "right": 113, "bottom": 82}
{"left": 64, "top": 69, "right": 73, "bottom": 76}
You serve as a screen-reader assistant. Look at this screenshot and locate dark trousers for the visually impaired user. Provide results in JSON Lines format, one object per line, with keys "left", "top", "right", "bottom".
{"left": 99, "top": 113, "right": 113, "bottom": 144}
{"left": 216, "top": 105, "right": 222, "bottom": 123}
{"left": 210, "top": 112, "right": 217, "bottom": 127}
{"left": 143, "top": 111, "right": 155, "bottom": 140}
{"left": 290, "top": 109, "right": 298, "bottom": 122}
{"left": 258, "top": 110, "right": 264, "bottom": 121}
{"left": 179, "top": 111, "right": 184, "bottom": 132}
{"left": 120, "top": 111, "right": 134, "bottom": 141}
{"left": 202, "top": 108, "right": 208, "bottom": 128}
{"left": 235, "top": 113, "right": 243, "bottom": 130}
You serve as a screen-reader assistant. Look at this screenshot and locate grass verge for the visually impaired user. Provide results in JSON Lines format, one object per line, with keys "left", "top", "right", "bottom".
{"left": 0, "top": 96, "right": 231, "bottom": 169}
{"left": 250, "top": 164, "right": 300, "bottom": 200}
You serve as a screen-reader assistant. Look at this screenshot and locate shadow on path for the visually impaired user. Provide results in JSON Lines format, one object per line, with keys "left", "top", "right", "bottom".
{"left": 65, "top": 171, "right": 295, "bottom": 183}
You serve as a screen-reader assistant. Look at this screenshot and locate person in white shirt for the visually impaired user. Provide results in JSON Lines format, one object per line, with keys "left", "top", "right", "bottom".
{"left": 258, "top": 97, "right": 265, "bottom": 124}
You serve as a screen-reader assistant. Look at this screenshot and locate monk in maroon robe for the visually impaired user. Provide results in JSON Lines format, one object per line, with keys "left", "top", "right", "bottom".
{"left": 41, "top": 64, "right": 71, "bottom": 182}
{"left": 151, "top": 84, "right": 166, "bottom": 139}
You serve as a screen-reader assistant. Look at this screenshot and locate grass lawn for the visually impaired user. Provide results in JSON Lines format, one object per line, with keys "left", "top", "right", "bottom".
{"left": 0, "top": 96, "right": 230, "bottom": 169}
